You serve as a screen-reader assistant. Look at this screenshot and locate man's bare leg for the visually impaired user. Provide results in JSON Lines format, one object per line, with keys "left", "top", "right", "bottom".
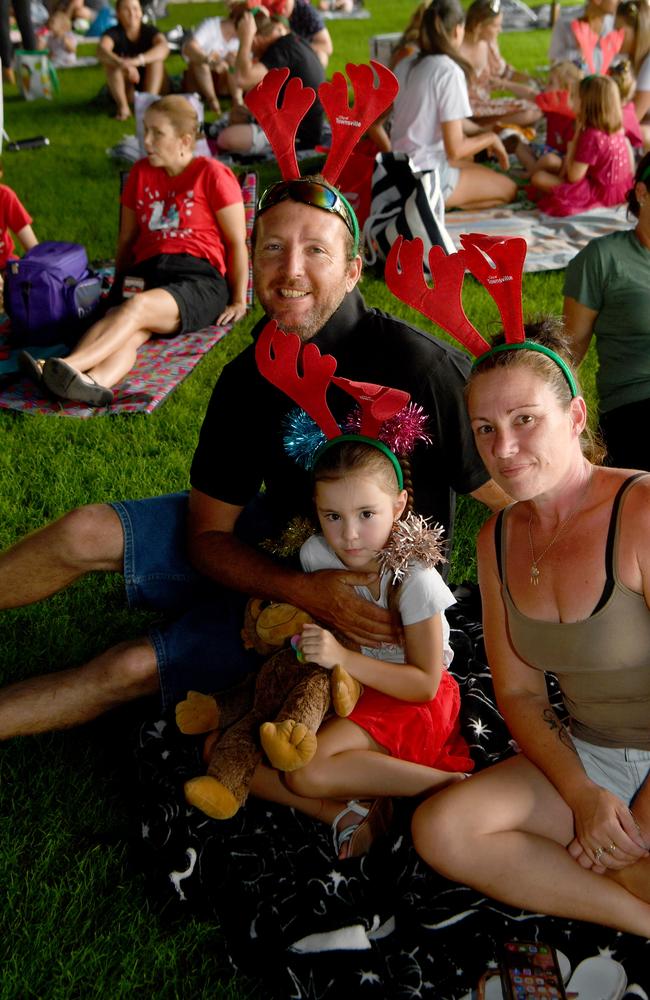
{"left": 0, "top": 636, "right": 159, "bottom": 739}
{"left": 0, "top": 504, "right": 124, "bottom": 609}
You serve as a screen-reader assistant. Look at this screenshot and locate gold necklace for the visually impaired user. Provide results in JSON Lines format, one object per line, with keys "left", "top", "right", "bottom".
{"left": 527, "top": 470, "right": 593, "bottom": 586}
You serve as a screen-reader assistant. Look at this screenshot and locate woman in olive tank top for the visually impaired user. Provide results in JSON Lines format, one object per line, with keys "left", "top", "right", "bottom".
{"left": 412, "top": 316, "right": 650, "bottom": 938}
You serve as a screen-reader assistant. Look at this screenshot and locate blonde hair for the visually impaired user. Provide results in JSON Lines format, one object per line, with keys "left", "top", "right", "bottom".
{"left": 608, "top": 57, "right": 636, "bottom": 103}
{"left": 548, "top": 59, "right": 582, "bottom": 91}
{"left": 578, "top": 74, "right": 623, "bottom": 133}
{"left": 144, "top": 96, "right": 199, "bottom": 145}
{"left": 616, "top": 0, "right": 650, "bottom": 75}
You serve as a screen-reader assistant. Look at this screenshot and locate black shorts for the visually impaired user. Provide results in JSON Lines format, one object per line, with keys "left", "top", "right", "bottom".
{"left": 110, "top": 253, "right": 228, "bottom": 334}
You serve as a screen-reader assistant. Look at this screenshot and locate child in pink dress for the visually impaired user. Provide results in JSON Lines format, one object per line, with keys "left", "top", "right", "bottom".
{"left": 531, "top": 74, "right": 634, "bottom": 216}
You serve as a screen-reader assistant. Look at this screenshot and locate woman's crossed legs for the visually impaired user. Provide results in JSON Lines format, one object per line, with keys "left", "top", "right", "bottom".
{"left": 412, "top": 754, "right": 650, "bottom": 937}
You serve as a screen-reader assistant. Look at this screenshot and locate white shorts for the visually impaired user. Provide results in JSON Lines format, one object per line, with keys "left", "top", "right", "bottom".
{"left": 573, "top": 735, "right": 650, "bottom": 806}
{"left": 438, "top": 160, "right": 461, "bottom": 202}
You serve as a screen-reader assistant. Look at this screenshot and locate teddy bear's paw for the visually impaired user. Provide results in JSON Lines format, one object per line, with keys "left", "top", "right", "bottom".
{"left": 260, "top": 719, "right": 318, "bottom": 771}
{"left": 175, "top": 691, "right": 219, "bottom": 734}
{"left": 184, "top": 775, "right": 241, "bottom": 819}
{"left": 332, "top": 665, "right": 362, "bottom": 717}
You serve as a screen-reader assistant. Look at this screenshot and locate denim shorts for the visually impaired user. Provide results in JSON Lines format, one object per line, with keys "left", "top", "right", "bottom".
{"left": 573, "top": 735, "right": 650, "bottom": 807}
{"left": 109, "top": 492, "right": 266, "bottom": 710}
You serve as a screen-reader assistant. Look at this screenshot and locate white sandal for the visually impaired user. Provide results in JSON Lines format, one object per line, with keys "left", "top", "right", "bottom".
{"left": 331, "top": 798, "right": 393, "bottom": 859}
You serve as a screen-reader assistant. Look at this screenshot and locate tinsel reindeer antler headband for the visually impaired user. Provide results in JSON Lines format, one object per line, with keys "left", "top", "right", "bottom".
{"left": 245, "top": 61, "right": 399, "bottom": 183}
{"left": 570, "top": 20, "right": 624, "bottom": 75}
{"left": 254, "top": 321, "right": 431, "bottom": 488}
{"left": 384, "top": 234, "right": 578, "bottom": 395}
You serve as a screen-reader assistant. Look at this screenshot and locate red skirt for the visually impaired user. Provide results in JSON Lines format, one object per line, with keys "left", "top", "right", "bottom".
{"left": 348, "top": 669, "right": 473, "bottom": 772}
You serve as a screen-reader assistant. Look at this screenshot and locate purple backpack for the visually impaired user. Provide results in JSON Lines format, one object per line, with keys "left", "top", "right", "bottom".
{"left": 5, "top": 241, "right": 102, "bottom": 345}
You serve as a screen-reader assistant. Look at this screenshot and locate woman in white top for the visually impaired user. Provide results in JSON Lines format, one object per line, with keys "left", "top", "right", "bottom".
{"left": 616, "top": 0, "right": 650, "bottom": 149}
{"left": 549, "top": 0, "right": 617, "bottom": 71}
{"left": 391, "top": 0, "right": 517, "bottom": 210}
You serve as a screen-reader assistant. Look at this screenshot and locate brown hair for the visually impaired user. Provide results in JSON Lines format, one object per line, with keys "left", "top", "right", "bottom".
{"left": 578, "top": 74, "right": 623, "bottom": 133}
{"left": 626, "top": 149, "right": 650, "bottom": 216}
{"left": 313, "top": 440, "right": 411, "bottom": 511}
{"left": 464, "top": 0, "right": 499, "bottom": 36}
{"left": 416, "top": 0, "right": 472, "bottom": 80}
{"left": 616, "top": 0, "right": 650, "bottom": 74}
{"left": 144, "top": 96, "right": 199, "bottom": 145}
{"left": 467, "top": 316, "right": 606, "bottom": 465}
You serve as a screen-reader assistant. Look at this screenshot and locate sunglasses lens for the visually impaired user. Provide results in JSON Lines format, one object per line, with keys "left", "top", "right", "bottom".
{"left": 289, "top": 181, "right": 337, "bottom": 211}
{"left": 258, "top": 180, "right": 357, "bottom": 244}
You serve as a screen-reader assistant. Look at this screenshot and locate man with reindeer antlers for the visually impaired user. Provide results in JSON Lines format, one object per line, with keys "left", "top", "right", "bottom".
{"left": 0, "top": 64, "right": 508, "bottom": 741}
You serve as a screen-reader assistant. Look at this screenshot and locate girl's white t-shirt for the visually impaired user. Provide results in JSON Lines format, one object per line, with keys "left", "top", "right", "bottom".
{"left": 391, "top": 53, "right": 472, "bottom": 173}
{"left": 300, "top": 534, "right": 455, "bottom": 667}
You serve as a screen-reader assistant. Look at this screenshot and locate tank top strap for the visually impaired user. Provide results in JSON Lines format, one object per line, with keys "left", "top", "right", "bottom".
{"left": 493, "top": 504, "right": 516, "bottom": 584}
{"left": 597, "top": 472, "right": 650, "bottom": 603}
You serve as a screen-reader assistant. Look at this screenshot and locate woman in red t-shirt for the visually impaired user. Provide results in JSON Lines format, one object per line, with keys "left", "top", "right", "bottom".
{"left": 22, "top": 96, "right": 248, "bottom": 406}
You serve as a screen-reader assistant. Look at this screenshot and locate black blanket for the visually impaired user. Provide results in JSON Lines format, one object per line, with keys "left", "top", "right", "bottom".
{"left": 134, "top": 606, "right": 650, "bottom": 997}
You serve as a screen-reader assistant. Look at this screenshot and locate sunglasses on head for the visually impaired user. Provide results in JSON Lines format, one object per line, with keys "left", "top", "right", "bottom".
{"left": 257, "top": 180, "right": 360, "bottom": 252}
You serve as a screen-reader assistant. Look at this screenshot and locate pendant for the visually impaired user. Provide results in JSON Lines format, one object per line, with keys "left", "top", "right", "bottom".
{"left": 530, "top": 563, "right": 540, "bottom": 586}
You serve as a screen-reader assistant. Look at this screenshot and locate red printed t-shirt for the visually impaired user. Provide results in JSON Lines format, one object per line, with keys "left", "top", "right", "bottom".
{"left": 0, "top": 185, "right": 32, "bottom": 268}
{"left": 121, "top": 156, "right": 243, "bottom": 274}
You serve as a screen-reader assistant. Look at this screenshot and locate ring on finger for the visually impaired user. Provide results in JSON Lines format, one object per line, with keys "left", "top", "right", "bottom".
{"left": 606, "top": 842, "right": 617, "bottom": 853}
{"left": 593, "top": 846, "right": 606, "bottom": 863}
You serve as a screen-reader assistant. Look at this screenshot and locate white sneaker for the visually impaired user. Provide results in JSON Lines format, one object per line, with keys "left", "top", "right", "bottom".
{"left": 566, "top": 956, "right": 628, "bottom": 1000}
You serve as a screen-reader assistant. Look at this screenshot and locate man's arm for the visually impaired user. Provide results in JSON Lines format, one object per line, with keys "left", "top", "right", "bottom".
{"left": 470, "top": 478, "right": 512, "bottom": 512}
{"left": 187, "top": 488, "right": 399, "bottom": 645}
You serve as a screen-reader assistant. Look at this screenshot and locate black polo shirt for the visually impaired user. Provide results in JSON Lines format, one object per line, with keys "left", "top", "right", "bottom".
{"left": 190, "top": 288, "right": 488, "bottom": 546}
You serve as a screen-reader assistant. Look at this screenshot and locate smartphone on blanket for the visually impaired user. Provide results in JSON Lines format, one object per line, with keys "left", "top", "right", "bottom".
{"left": 499, "top": 941, "right": 567, "bottom": 1000}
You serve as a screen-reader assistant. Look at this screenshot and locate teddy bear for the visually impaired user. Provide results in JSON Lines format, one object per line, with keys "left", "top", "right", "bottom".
{"left": 175, "top": 599, "right": 361, "bottom": 820}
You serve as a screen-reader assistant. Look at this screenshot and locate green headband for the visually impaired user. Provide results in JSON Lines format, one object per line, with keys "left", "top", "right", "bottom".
{"left": 471, "top": 342, "right": 579, "bottom": 397}
{"left": 313, "top": 434, "right": 404, "bottom": 489}
{"left": 640, "top": 162, "right": 650, "bottom": 185}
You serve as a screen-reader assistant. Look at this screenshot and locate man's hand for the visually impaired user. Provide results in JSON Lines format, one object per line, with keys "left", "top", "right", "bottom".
{"left": 291, "top": 568, "right": 400, "bottom": 646}
{"left": 299, "top": 623, "right": 345, "bottom": 670}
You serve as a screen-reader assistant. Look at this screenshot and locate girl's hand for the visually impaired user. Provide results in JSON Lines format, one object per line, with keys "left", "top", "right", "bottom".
{"left": 567, "top": 784, "right": 649, "bottom": 873}
{"left": 216, "top": 300, "right": 247, "bottom": 326}
{"left": 299, "top": 623, "right": 346, "bottom": 670}
{"left": 487, "top": 134, "right": 509, "bottom": 171}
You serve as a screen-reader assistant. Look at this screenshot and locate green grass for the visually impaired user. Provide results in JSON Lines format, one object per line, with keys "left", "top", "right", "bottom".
{"left": 0, "top": 4, "right": 596, "bottom": 996}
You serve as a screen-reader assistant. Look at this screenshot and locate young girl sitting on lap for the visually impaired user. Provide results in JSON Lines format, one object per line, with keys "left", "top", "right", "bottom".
{"left": 249, "top": 438, "right": 473, "bottom": 858}
{"left": 530, "top": 74, "right": 634, "bottom": 216}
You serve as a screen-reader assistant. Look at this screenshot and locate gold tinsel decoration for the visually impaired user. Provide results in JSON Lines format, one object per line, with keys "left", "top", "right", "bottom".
{"left": 260, "top": 516, "right": 316, "bottom": 559}
{"left": 377, "top": 512, "right": 447, "bottom": 584}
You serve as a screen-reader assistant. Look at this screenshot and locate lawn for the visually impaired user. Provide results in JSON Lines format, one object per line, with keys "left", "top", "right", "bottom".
{"left": 0, "top": 3, "right": 594, "bottom": 996}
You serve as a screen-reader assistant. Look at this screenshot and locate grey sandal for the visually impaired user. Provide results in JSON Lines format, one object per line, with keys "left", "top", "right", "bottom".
{"left": 18, "top": 351, "right": 46, "bottom": 390}
{"left": 42, "top": 358, "right": 113, "bottom": 406}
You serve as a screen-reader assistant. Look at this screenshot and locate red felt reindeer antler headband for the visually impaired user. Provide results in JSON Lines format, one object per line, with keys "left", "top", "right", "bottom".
{"left": 385, "top": 234, "right": 578, "bottom": 396}
{"left": 245, "top": 61, "right": 399, "bottom": 184}
{"left": 255, "top": 321, "right": 431, "bottom": 487}
{"left": 245, "top": 61, "right": 398, "bottom": 253}
{"left": 570, "top": 19, "right": 624, "bottom": 75}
